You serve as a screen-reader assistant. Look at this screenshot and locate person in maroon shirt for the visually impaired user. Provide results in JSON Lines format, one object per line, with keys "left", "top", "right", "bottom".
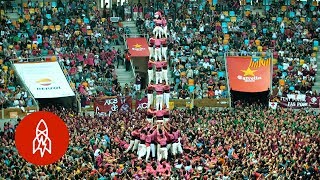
{"left": 147, "top": 82, "right": 155, "bottom": 109}
{"left": 148, "top": 58, "right": 155, "bottom": 84}
{"left": 161, "top": 38, "right": 168, "bottom": 60}
{"left": 145, "top": 126, "right": 157, "bottom": 162}
{"left": 148, "top": 36, "right": 155, "bottom": 59}
{"left": 163, "top": 81, "right": 170, "bottom": 109}
{"left": 156, "top": 127, "right": 168, "bottom": 161}
{"left": 146, "top": 106, "right": 156, "bottom": 125}
{"left": 161, "top": 59, "right": 168, "bottom": 84}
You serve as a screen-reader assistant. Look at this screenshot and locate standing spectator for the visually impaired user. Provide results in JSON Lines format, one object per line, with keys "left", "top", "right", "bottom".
{"left": 125, "top": 50, "right": 131, "bottom": 71}
{"left": 135, "top": 73, "right": 142, "bottom": 91}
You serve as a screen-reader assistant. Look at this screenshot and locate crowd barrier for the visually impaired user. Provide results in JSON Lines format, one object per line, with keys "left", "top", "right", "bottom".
{"left": 85, "top": 97, "right": 230, "bottom": 112}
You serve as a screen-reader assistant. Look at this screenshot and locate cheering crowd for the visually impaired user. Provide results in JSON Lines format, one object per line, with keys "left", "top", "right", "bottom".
{"left": 1, "top": 105, "right": 320, "bottom": 179}
{"left": 1, "top": 0, "right": 320, "bottom": 179}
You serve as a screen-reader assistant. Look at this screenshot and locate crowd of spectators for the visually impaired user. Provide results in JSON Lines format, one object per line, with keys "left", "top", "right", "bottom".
{"left": 137, "top": 0, "right": 320, "bottom": 100}
{"left": 0, "top": 0, "right": 142, "bottom": 109}
{"left": 1, "top": 105, "right": 320, "bottom": 179}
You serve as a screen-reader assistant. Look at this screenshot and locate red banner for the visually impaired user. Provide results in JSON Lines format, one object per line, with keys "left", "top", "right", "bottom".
{"left": 226, "top": 56, "right": 271, "bottom": 92}
{"left": 135, "top": 97, "right": 148, "bottom": 110}
{"left": 94, "top": 96, "right": 132, "bottom": 115}
{"left": 126, "top": 38, "right": 150, "bottom": 57}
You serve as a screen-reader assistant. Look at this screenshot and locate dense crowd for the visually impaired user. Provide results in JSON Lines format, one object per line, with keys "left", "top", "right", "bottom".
{"left": 1, "top": 105, "right": 320, "bottom": 179}
{"left": 0, "top": 1, "right": 320, "bottom": 179}
{"left": 0, "top": 0, "right": 134, "bottom": 108}
{"left": 139, "top": 0, "right": 319, "bottom": 99}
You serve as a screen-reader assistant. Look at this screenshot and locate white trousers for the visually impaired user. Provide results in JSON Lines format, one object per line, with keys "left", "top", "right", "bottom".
{"left": 156, "top": 94, "right": 163, "bottom": 110}
{"left": 147, "top": 93, "right": 153, "bottom": 108}
{"left": 133, "top": 139, "right": 140, "bottom": 151}
{"left": 151, "top": 143, "right": 156, "bottom": 158}
{"left": 134, "top": 84, "right": 141, "bottom": 91}
{"left": 157, "top": 144, "right": 168, "bottom": 161}
{"left": 162, "top": 69, "right": 168, "bottom": 84}
{"left": 172, "top": 139, "right": 183, "bottom": 155}
{"left": 148, "top": 69, "right": 154, "bottom": 84}
{"left": 164, "top": 117, "right": 170, "bottom": 123}
{"left": 166, "top": 143, "right": 172, "bottom": 153}
{"left": 124, "top": 140, "right": 135, "bottom": 153}
{"left": 153, "top": 26, "right": 163, "bottom": 38}
{"left": 146, "top": 117, "right": 153, "bottom": 125}
{"left": 148, "top": 47, "right": 154, "bottom": 59}
{"left": 137, "top": 144, "right": 147, "bottom": 159}
{"left": 154, "top": 48, "right": 161, "bottom": 61}
{"left": 155, "top": 70, "right": 162, "bottom": 84}
{"left": 164, "top": 92, "right": 170, "bottom": 109}
{"left": 161, "top": 46, "right": 167, "bottom": 60}
{"left": 162, "top": 26, "right": 168, "bottom": 38}
{"left": 133, "top": 12, "right": 138, "bottom": 20}
{"left": 146, "top": 145, "right": 151, "bottom": 162}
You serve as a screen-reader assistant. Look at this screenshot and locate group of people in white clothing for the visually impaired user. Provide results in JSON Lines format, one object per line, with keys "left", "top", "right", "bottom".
{"left": 124, "top": 123, "right": 183, "bottom": 163}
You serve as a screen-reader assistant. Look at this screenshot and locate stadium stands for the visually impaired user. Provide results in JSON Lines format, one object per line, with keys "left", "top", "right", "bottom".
{"left": 1, "top": 0, "right": 320, "bottom": 179}
{"left": 141, "top": 0, "right": 319, "bottom": 100}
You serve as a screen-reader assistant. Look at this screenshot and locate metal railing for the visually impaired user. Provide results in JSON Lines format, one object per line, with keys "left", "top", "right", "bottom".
{"left": 124, "top": 33, "right": 147, "bottom": 38}
{"left": 58, "top": 61, "right": 81, "bottom": 112}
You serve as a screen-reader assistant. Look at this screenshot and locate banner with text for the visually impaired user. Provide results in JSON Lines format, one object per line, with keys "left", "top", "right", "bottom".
{"left": 271, "top": 94, "right": 320, "bottom": 109}
{"left": 226, "top": 56, "right": 271, "bottom": 92}
{"left": 14, "top": 62, "right": 75, "bottom": 98}
{"left": 94, "top": 96, "right": 132, "bottom": 116}
{"left": 135, "top": 98, "right": 148, "bottom": 110}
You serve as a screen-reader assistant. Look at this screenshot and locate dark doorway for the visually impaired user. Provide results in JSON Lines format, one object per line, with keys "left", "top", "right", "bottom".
{"left": 230, "top": 89, "right": 270, "bottom": 107}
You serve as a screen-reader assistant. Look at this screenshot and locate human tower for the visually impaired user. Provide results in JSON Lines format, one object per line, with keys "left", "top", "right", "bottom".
{"left": 124, "top": 11, "right": 183, "bottom": 162}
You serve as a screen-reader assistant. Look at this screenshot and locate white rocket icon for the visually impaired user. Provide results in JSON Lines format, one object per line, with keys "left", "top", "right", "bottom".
{"left": 32, "top": 119, "right": 52, "bottom": 157}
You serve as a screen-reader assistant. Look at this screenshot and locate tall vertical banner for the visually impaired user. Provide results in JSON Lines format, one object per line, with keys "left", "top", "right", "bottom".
{"left": 226, "top": 56, "right": 271, "bottom": 92}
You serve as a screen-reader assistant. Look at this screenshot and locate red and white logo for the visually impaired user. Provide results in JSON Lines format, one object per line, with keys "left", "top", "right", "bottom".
{"left": 15, "top": 111, "right": 69, "bottom": 165}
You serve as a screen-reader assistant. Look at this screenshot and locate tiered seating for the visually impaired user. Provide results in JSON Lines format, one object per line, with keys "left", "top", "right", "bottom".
{"left": 142, "top": 0, "right": 319, "bottom": 99}
{"left": 3, "top": 0, "right": 125, "bottom": 101}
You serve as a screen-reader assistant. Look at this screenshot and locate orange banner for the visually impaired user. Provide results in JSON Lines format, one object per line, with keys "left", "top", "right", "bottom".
{"left": 226, "top": 56, "right": 271, "bottom": 92}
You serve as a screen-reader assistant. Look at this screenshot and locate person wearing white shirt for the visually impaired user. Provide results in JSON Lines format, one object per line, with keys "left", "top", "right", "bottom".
{"left": 310, "top": 56, "right": 316, "bottom": 65}
{"left": 215, "top": 89, "right": 222, "bottom": 97}
{"left": 278, "top": 50, "right": 284, "bottom": 57}
{"left": 282, "top": 62, "right": 289, "bottom": 71}
{"left": 203, "top": 61, "right": 211, "bottom": 69}
{"left": 286, "top": 37, "right": 292, "bottom": 43}
{"left": 199, "top": 24, "right": 204, "bottom": 34}
{"left": 77, "top": 65, "right": 83, "bottom": 73}
{"left": 302, "top": 64, "right": 310, "bottom": 71}
{"left": 182, "top": 25, "right": 187, "bottom": 32}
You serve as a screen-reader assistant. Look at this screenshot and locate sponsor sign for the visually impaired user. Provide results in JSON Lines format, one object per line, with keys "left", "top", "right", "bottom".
{"left": 14, "top": 62, "right": 75, "bottom": 98}
{"left": 94, "top": 96, "right": 132, "bottom": 116}
{"left": 126, "top": 38, "right": 150, "bottom": 57}
{"left": 271, "top": 94, "right": 320, "bottom": 109}
{"left": 226, "top": 56, "right": 271, "bottom": 92}
{"left": 135, "top": 98, "right": 148, "bottom": 110}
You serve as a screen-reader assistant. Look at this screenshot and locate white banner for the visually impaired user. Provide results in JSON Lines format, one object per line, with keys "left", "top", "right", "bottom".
{"left": 14, "top": 62, "right": 75, "bottom": 98}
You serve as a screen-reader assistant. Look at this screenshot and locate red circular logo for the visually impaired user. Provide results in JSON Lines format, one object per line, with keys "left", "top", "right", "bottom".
{"left": 15, "top": 111, "right": 69, "bottom": 165}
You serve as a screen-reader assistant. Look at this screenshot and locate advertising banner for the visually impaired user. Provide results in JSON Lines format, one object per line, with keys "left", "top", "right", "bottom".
{"left": 94, "top": 96, "right": 132, "bottom": 116}
{"left": 226, "top": 56, "right": 271, "bottom": 92}
{"left": 126, "top": 38, "right": 150, "bottom": 57}
{"left": 271, "top": 94, "right": 320, "bottom": 109}
{"left": 14, "top": 62, "right": 75, "bottom": 98}
{"left": 135, "top": 98, "right": 148, "bottom": 110}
